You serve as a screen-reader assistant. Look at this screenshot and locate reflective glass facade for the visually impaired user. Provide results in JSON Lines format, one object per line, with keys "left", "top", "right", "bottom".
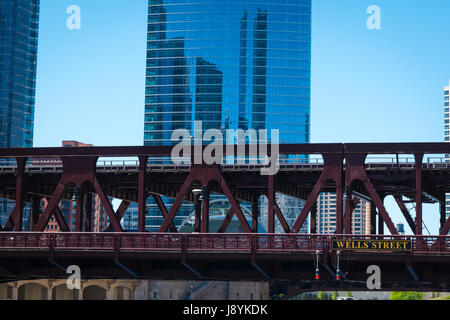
{"left": 144, "top": 0, "right": 311, "bottom": 145}
{"left": 0, "top": 0, "right": 39, "bottom": 148}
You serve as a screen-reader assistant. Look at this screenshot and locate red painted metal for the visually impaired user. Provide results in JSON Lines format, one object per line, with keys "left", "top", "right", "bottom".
{"left": 291, "top": 154, "right": 343, "bottom": 233}
{"left": 345, "top": 153, "right": 398, "bottom": 235}
{"left": 137, "top": 156, "right": 148, "bottom": 232}
{"left": 201, "top": 186, "right": 210, "bottom": 233}
{"left": 3, "top": 158, "right": 27, "bottom": 231}
{"left": 153, "top": 194, "right": 177, "bottom": 233}
{"left": 394, "top": 196, "right": 416, "bottom": 234}
{"left": 0, "top": 233, "right": 448, "bottom": 255}
{"left": 2, "top": 143, "right": 450, "bottom": 237}
{"left": 415, "top": 153, "right": 423, "bottom": 235}
{"left": 268, "top": 175, "right": 275, "bottom": 233}
{"left": 105, "top": 200, "right": 130, "bottom": 232}
{"left": 274, "top": 201, "right": 290, "bottom": 233}
{"left": 251, "top": 199, "right": 259, "bottom": 233}
{"left": 217, "top": 206, "right": 236, "bottom": 233}
{"left": 194, "top": 195, "right": 201, "bottom": 233}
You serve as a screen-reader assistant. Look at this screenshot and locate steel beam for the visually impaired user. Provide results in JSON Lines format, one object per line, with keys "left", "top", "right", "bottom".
{"left": 217, "top": 206, "right": 236, "bottom": 233}
{"left": 137, "top": 156, "right": 148, "bottom": 232}
{"left": 394, "top": 196, "right": 416, "bottom": 234}
{"left": 415, "top": 153, "right": 423, "bottom": 235}
{"left": 252, "top": 199, "right": 259, "bottom": 233}
{"left": 274, "top": 201, "right": 290, "bottom": 233}
{"left": 291, "top": 154, "right": 343, "bottom": 233}
{"left": 105, "top": 200, "right": 131, "bottom": 232}
{"left": 153, "top": 194, "right": 177, "bottom": 233}
{"left": 201, "top": 187, "right": 210, "bottom": 233}
{"left": 345, "top": 153, "right": 398, "bottom": 235}
{"left": 267, "top": 175, "right": 275, "bottom": 234}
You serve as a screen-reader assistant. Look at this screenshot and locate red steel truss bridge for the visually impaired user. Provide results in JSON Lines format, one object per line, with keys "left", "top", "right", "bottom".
{"left": 0, "top": 143, "right": 449, "bottom": 293}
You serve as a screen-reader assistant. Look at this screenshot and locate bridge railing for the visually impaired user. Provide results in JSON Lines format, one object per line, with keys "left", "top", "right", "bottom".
{"left": 0, "top": 233, "right": 448, "bottom": 254}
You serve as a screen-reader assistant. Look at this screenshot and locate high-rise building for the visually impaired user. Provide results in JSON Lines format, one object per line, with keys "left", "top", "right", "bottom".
{"left": 0, "top": 0, "right": 40, "bottom": 227}
{"left": 0, "top": 0, "right": 40, "bottom": 148}
{"left": 142, "top": 0, "right": 311, "bottom": 232}
{"left": 316, "top": 193, "right": 371, "bottom": 235}
{"left": 144, "top": 0, "right": 310, "bottom": 146}
{"left": 444, "top": 81, "right": 450, "bottom": 222}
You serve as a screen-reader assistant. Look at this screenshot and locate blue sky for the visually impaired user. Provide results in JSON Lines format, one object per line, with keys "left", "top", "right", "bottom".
{"left": 33, "top": 0, "right": 450, "bottom": 234}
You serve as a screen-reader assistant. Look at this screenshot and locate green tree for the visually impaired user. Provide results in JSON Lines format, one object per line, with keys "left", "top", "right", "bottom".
{"left": 390, "top": 292, "right": 424, "bottom": 300}
{"left": 346, "top": 291, "right": 353, "bottom": 298}
{"left": 331, "top": 291, "right": 339, "bottom": 300}
{"left": 318, "top": 291, "right": 330, "bottom": 300}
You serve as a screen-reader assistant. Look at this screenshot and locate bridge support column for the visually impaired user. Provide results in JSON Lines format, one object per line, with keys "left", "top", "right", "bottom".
{"left": 194, "top": 195, "right": 201, "bottom": 233}
{"left": 440, "top": 193, "right": 447, "bottom": 232}
{"left": 344, "top": 153, "right": 398, "bottom": 235}
{"left": 30, "top": 196, "right": 41, "bottom": 231}
{"left": 3, "top": 158, "right": 27, "bottom": 231}
{"left": 267, "top": 175, "right": 275, "bottom": 233}
{"left": 310, "top": 203, "right": 317, "bottom": 234}
{"left": 335, "top": 166, "right": 343, "bottom": 234}
{"left": 137, "top": 156, "right": 148, "bottom": 233}
{"left": 370, "top": 201, "right": 377, "bottom": 235}
{"left": 201, "top": 187, "right": 210, "bottom": 233}
{"left": 252, "top": 198, "right": 259, "bottom": 233}
{"left": 415, "top": 153, "right": 423, "bottom": 235}
{"left": 13, "top": 158, "right": 27, "bottom": 231}
{"left": 84, "top": 193, "right": 92, "bottom": 232}
{"left": 343, "top": 186, "right": 352, "bottom": 234}
{"left": 378, "top": 207, "right": 384, "bottom": 235}
{"left": 75, "top": 188, "right": 85, "bottom": 232}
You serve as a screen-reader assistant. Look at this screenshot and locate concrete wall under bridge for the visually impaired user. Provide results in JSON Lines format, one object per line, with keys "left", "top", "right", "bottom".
{"left": 0, "top": 279, "right": 269, "bottom": 300}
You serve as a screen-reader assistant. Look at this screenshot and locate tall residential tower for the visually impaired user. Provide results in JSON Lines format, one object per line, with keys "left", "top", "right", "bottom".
{"left": 0, "top": 0, "right": 40, "bottom": 148}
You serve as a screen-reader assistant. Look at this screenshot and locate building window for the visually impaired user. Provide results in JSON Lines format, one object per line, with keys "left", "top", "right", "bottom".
{"left": 236, "top": 293, "right": 240, "bottom": 300}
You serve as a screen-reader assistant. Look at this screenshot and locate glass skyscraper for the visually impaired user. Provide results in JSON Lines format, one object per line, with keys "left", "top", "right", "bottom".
{"left": 0, "top": 0, "right": 39, "bottom": 149}
{"left": 144, "top": 0, "right": 311, "bottom": 145}
{"left": 141, "top": 0, "right": 311, "bottom": 232}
